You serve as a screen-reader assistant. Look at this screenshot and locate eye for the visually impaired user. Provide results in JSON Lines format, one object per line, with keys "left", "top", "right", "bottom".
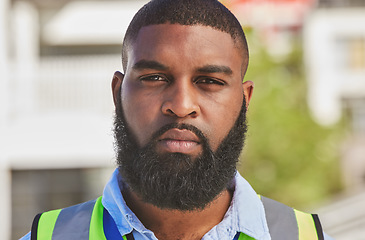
{"left": 140, "top": 74, "right": 168, "bottom": 82}
{"left": 196, "top": 77, "right": 225, "bottom": 86}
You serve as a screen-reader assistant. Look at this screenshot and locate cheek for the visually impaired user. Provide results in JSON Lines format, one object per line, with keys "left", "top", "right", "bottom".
{"left": 123, "top": 102, "right": 160, "bottom": 147}
{"left": 121, "top": 87, "right": 161, "bottom": 147}
{"left": 203, "top": 94, "right": 244, "bottom": 151}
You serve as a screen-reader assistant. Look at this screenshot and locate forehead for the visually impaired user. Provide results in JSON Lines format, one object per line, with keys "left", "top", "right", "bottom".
{"left": 126, "top": 24, "right": 244, "bottom": 72}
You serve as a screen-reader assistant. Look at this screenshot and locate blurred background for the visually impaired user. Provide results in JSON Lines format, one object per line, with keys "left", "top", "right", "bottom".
{"left": 0, "top": 0, "right": 364, "bottom": 239}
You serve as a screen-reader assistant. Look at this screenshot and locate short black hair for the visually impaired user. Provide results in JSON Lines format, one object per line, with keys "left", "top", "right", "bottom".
{"left": 121, "top": 0, "right": 249, "bottom": 73}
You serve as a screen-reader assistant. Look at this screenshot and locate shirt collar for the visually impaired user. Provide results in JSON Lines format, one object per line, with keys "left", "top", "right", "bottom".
{"left": 102, "top": 168, "right": 155, "bottom": 237}
{"left": 228, "top": 171, "right": 270, "bottom": 239}
{"left": 102, "top": 169, "right": 270, "bottom": 240}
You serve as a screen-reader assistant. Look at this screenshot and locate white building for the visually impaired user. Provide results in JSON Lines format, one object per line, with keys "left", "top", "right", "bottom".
{"left": 304, "top": 8, "right": 365, "bottom": 127}
{"left": 0, "top": 0, "right": 148, "bottom": 239}
{"left": 304, "top": 3, "right": 365, "bottom": 185}
{"left": 304, "top": 1, "right": 365, "bottom": 239}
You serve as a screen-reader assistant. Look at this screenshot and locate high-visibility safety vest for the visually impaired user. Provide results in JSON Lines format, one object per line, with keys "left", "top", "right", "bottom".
{"left": 30, "top": 196, "right": 324, "bottom": 240}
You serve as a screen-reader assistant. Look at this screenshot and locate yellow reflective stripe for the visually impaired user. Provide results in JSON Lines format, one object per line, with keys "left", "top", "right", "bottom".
{"left": 89, "top": 196, "right": 107, "bottom": 240}
{"left": 37, "top": 209, "right": 62, "bottom": 240}
{"left": 294, "top": 209, "right": 318, "bottom": 240}
{"left": 122, "top": 235, "right": 128, "bottom": 240}
{"left": 238, "top": 232, "right": 256, "bottom": 240}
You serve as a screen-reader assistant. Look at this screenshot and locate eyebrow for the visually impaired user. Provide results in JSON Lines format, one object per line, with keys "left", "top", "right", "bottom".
{"left": 196, "top": 65, "right": 233, "bottom": 75}
{"left": 132, "top": 60, "right": 169, "bottom": 71}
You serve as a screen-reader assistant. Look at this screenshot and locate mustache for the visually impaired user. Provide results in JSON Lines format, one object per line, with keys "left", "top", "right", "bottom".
{"left": 148, "top": 122, "right": 210, "bottom": 148}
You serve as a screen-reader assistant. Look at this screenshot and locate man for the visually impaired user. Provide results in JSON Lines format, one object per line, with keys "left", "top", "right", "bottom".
{"left": 21, "top": 0, "right": 333, "bottom": 239}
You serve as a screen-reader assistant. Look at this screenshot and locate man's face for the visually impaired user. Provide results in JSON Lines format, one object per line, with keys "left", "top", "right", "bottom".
{"left": 112, "top": 24, "right": 253, "bottom": 210}
{"left": 119, "top": 24, "right": 249, "bottom": 153}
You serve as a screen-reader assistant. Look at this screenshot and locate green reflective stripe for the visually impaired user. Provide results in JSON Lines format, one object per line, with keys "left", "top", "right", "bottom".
{"left": 37, "top": 209, "right": 62, "bottom": 240}
{"left": 294, "top": 209, "right": 318, "bottom": 240}
{"left": 89, "top": 196, "right": 107, "bottom": 240}
{"left": 122, "top": 235, "right": 128, "bottom": 240}
{"left": 238, "top": 232, "right": 256, "bottom": 240}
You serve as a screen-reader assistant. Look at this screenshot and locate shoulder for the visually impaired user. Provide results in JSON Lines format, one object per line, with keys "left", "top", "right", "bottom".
{"left": 29, "top": 197, "right": 102, "bottom": 240}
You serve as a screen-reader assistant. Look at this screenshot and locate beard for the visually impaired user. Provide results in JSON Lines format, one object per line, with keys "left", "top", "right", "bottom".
{"left": 114, "top": 94, "right": 248, "bottom": 211}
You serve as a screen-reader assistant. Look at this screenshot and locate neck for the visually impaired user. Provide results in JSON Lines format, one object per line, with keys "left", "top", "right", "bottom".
{"left": 122, "top": 188, "right": 233, "bottom": 240}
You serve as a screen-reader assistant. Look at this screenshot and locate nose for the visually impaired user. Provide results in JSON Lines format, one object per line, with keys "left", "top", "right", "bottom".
{"left": 161, "top": 82, "right": 200, "bottom": 118}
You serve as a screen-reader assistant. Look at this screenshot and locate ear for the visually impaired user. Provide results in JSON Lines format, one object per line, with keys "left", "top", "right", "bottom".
{"left": 242, "top": 81, "right": 254, "bottom": 108}
{"left": 111, "top": 71, "right": 124, "bottom": 107}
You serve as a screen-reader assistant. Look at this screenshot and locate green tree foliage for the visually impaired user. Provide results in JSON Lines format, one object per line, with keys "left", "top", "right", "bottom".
{"left": 238, "top": 34, "right": 344, "bottom": 209}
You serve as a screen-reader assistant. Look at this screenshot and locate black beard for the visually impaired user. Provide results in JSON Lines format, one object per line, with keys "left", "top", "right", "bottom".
{"left": 113, "top": 94, "right": 248, "bottom": 211}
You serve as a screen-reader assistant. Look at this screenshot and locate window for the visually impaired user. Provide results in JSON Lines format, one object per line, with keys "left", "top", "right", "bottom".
{"left": 11, "top": 168, "right": 110, "bottom": 240}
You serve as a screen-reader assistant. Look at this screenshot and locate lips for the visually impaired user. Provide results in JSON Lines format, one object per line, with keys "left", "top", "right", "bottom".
{"left": 158, "top": 128, "right": 200, "bottom": 142}
{"left": 157, "top": 128, "right": 201, "bottom": 154}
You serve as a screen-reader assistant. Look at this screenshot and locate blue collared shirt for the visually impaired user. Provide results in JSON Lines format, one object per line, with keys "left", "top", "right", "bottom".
{"left": 20, "top": 168, "right": 334, "bottom": 240}
{"left": 102, "top": 169, "right": 271, "bottom": 240}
